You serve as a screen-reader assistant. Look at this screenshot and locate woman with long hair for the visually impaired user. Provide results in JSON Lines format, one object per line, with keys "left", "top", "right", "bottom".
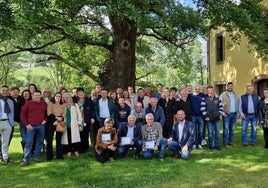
{"left": 19, "top": 89, "right": 32, "bottom": 152}
{"left": 123, "top": 89, "right": 134, "bottom": 110}
{"left": 46, "top": 92, "right": 67, "bottom": 161}
{"left": 108, "top": 90, "right": 118, "bottom": 104}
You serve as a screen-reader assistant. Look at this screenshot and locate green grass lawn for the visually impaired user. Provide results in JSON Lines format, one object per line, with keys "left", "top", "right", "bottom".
{"left": 1, "top": 124, "right": 268, "bottom": 188}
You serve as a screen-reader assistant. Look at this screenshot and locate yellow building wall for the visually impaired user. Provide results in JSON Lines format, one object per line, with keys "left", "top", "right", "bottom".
{"left": 208, "top": 0, "right": 268, "bottom": 96}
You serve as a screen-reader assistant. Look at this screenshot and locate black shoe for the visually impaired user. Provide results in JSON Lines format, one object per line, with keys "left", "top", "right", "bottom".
{"left": 241, "top": 144, "right": 248, "bottom": 147}
{"left": 215, "top": 146, "right": 221, "bottom": 151}
{"left": 2, "top": 159, "right": 10, "bottom": 164}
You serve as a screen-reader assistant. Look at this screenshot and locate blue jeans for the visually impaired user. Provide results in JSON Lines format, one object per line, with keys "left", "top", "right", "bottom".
{"left": 118, "top": 140, "right": 143, "bottom": 156}
{"left": 143, "top": 138, "right": 167, "bottom": 159}
{"left": 242, "top": 114, "right": 258, "bottom": 145}
{"left": 19, "top": 122, "right": 27, "bottom": 144}
{"left": 168, "top": 141, "right": 191, "bottom": 160}
{"left": 191, "top": 116, "right": 204, "bottom": 145}
{"left": 23, "top": 124, "right": 45, "bottom": 162}
{"left": 207, "top": 121, "right": 220, "bottom": 148}
{"left": 223, "top": 113, "right": 237, "bottom": 144}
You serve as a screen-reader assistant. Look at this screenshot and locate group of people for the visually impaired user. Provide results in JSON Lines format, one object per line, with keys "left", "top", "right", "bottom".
{"left": 0, "top": 82, "right": 267, "bottom": 165}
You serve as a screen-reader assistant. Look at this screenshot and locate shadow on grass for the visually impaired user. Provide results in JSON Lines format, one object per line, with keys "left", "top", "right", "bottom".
{"left": 1, "top": 125, "right": 267, "bottom": 188}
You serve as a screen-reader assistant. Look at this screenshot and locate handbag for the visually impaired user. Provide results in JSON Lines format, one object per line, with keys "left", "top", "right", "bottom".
{"left": 56, "top": 121, "right": 67, "bottom": 133}
{"left": 78, "top": 124, "right": 83, "bottom": 132}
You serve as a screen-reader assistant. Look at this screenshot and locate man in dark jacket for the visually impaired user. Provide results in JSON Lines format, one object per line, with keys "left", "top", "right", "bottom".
{"left": 238, "top": 85, "right": 260, "bottom": 147}
{"left": 145, "top": 97, "right": 165, "bottom": 127}
{"left": 200, "top": 86, "right": 224, "bottom": 150}
{"left": 167, "top": 109, "right": 195, "bottom": 160}
{"left": 117, "top": 115, "right": 142, "bottom": 159}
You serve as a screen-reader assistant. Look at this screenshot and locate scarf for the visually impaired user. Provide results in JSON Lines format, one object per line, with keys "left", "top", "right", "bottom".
{"left": 0, "top": 94, "right": 11, "bottom": 114}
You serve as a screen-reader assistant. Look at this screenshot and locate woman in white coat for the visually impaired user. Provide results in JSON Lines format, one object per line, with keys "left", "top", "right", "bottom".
{"left": 62, "top": 93, "right": 83, "bottom": 157}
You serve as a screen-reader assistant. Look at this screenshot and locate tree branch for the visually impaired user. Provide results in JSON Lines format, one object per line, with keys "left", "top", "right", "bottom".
{"left": 135, "top": 72, "right": 152, "bottom": 80}
{"left": 0, "top": 36, "right": 66, "bottom": 58}
{"left": 30, "top": 50, "right": 101, "bottom": 83}
{"left": 42, "top": 23, "right": 112, "bottom": 50}
{"left": 138, "top": 30, "right": 196, "bottom": 48}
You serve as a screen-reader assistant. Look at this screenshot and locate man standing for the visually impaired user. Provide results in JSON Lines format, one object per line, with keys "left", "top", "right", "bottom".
{"left": 188, "top": 85, "right": 205, "bottom": 149}
{"left": 175, "top": 89, "right": 192, "bottom": 121}
{"left": 134, "top": 88, "right": 150, "bottom": 109}
{"left": 130, "top": 102, "right": 146, "bottom": 127}
{"left": 155, "top": 84, "right": 163, "bottom": 100}
{"left": 9, "top": 86, "right": 22, "bottom": 145}
{"left": 201, "top": 86, "right": 224, "bottom": 150}
{"left": 95, "top": 88, "right": 115, "bottom": 127}
{"left": 116, "top": 97, "right": 131, "bottom": 129}
{"left": 238, "top": 85, "right": 260, "bottom": 147}
{"left": 0, "top": 85, "right": 14, "bottom": 163}
{"left": 145, "top": 97, "right": 166, "bottom": 127}
{"left": 220, "top": 82, "right": 239, "bottom": 146}
{"left": 167, "top": 110, "right": 195, "bottom": 160}
{"left": 141, "top": 113, "right": 167, "bottom": 161}
{"left": 20, "top": 90, "right": 47, "bottom": 166}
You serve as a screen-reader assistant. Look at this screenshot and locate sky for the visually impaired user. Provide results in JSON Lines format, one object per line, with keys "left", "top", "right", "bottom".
{"left": 180, "top": 0, "right": 197, "bottom": 8}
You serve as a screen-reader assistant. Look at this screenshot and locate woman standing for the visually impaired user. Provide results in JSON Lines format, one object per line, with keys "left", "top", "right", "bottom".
{"left": 73, "top": 88, "right": 95, "bottom": 153}
{"left": 158, "top": 88, "right": 176, "bottom": 138}
{"left": 46, "top": 92, "right": 67, "bottom": 161}
{"left": 28, "top": 83, "right": 38, "bottom": 97}
{"left": 259, "top": 88, "right": 268, "bottom": 149}
{"left": 19, "top": 89, "right": 32, "bottom": 152}
{"left": 43, "top": 88, "right": 52, "bottom": 104}
{"left": 123, "top": 89, "right": 134, "bottom": 110}
{"left": 108, "top": 90, "right": 118, "bottom": 104}
{"left": 62, "top": 93, "right": 83, "bottom": 157}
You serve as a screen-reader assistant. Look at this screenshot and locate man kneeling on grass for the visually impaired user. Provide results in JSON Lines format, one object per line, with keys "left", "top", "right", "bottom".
{"left": 167, "top": 110, "right": 195, "bottom": 160}
{"left": 141, "top": 113, "right": 167, "bottom": 161}
{"left": 117, "top": 115, "right": 143, "bottom": 159}
{"left": 95, "top": 118, "right": 118, "bottom": 163}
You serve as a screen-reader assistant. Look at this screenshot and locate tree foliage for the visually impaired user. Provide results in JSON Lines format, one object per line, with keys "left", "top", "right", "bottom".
{"left": 0, "top": 0, "right": 267, "bottom": 89}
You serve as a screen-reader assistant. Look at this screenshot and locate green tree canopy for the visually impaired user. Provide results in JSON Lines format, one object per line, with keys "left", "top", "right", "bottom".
{"left": 0, "top": 0, "right": 267, "bottom": 89}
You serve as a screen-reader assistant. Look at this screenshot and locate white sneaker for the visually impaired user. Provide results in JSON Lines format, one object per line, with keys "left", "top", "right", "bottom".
{"left": 193, "top": 145, "right": 196, "bottom": 149}
{"left": 198, "top": 144, "right": 203, "bottom": 149}
{"left": 201, "top": 139, "right": 207, "bottom": 146}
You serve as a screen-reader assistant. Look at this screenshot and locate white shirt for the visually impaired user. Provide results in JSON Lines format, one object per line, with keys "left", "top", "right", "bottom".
{"left": 99, "top": 99, "right": 110, "bottom": 118}
{"left": 0, "top": 99, "right": 8, "bottom": 119}
{"left": 178, "top": 120, "right": 185, "bottom": 142}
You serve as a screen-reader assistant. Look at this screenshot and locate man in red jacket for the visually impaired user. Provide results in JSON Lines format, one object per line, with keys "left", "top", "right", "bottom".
{"left": 20, "top": 90, "right": 47, "bottom": 166}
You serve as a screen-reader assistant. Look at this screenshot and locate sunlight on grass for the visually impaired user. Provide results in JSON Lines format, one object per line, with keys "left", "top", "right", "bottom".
{"left": 2, "top": 125, "right": 268, "bottom": 188}
{"left": 245, "top": 165, "right": 268, "bottom": 172}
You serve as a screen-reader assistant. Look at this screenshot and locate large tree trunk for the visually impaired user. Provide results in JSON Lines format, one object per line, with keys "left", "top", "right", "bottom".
{"left": 98, "top": 16, "right": 137, "bottom": 90}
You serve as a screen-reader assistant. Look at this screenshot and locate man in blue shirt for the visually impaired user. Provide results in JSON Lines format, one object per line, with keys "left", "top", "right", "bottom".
{"left": 238, "top": 85, "right": 260, "bottom": 147}
{"left": 219, "top": 82, "right": 239, "bottom": 146}
{"left": 117, "top": 115, "right": 142, "bottom": 159}
{"left": 0, "top": 85, "right": 14, "bottom": 164}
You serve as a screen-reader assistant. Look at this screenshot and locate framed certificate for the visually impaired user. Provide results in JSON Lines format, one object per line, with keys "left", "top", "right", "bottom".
{"left": 145, "top": 141, "right": 155, "bottom": 150}
{"left": 101, "top": 133, "right": 111, "bottom": 142}
{"left": 121, "top": 137, "right": 132, "bottom": 145}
